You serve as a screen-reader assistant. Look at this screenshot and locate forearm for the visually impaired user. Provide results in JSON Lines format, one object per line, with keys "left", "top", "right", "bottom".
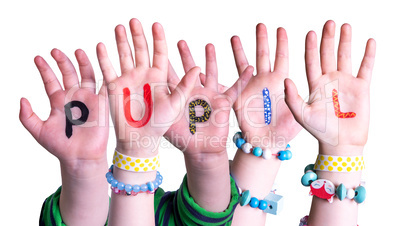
{"left": 308, "top": 144, "right": 364, "bottom": 226}
{"left": 108, "top": 146, "right": 158, "bottom": 226}
{"left": 184, "top": 150, "right": 231, "bottom": 212}
{"left": 230, "top": 148, "right": 281, "bottom": 225}
{"left": 59, "top": 157, "right": 109, "bottom": 226}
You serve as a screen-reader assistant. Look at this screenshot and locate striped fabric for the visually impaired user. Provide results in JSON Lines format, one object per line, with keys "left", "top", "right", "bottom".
{"left": 40, "top": 175, "right": 239, "bottom": 226}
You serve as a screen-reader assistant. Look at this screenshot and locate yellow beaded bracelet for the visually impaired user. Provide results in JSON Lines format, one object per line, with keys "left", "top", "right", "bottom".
{"left": 314, "top": 154, "right": 364, "bottom": 172}
{"left": 112, "top": 150, "right": 160, "bottom": 172}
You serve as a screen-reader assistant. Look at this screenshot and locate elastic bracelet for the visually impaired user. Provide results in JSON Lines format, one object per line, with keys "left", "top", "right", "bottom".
{"left": 301, "top": 164, "right": 366, "bottom": 203}
{"left": 238, "top": 188, "right": 284, "bottom": 215}
{"left": 314, "top": 154, "right": 365, "bottom": 172}
{"left": 233, "top": 132, "right": 292, "bottom": 161}
{"left": 106, "top": 165, "right": 163, "bottom": 195}
{"left": 113, "top": 149, "right": 160, "bottom": 172}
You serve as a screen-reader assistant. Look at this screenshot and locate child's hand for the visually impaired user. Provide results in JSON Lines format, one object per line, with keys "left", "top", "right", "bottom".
{"left": 19, "top": 49, "right": 109, "bottom": 225}
{"left": 20, "top": 48, "right": 109, "bottom": 170}
{"left": 284, "top": 21, "right": 376, "bottom": 155}
{"left": 96, "top": 19, "right": 198, "bottom": 156}
{"left": 231, "top": 24, "right": 301, "bottom": 151}
{"left": 165, "top": 41, "right": 253, "bottom": 157}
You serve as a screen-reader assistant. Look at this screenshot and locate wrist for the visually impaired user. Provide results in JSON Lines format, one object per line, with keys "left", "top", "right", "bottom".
{"left": 116, "top": 138, "right": 160, "bottom": 158}
{"left": 184, "top": 149, "right": 229, "bottom": 170}
{"left": 319, "top": 142, "right": 364, "bottom": 156}
{"left": 60, "top": 156, "right": 108, "bottom": 180}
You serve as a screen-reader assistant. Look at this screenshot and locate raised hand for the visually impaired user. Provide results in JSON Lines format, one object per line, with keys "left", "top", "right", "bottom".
{"left": 231, "top": 24, "right": 302, "bottom": 151}
{"left": 96, "top": 19, "right": 198, "bottom": 156}
{"left": 19, "top": 48, "right": 109, "bottom": 225}
{"left": 165, "top": 40, "right": 253, "bottom": 156}
{"left": 20, "top": 48, "right": 109, "bottom": 168}
{"left": 284, "top": 20, "right": 376, "bottom": 155}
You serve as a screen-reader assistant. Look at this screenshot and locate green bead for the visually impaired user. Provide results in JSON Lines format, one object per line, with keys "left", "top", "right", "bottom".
{"left": 301, "top": 171, "right": 317, "bottom": 187}
{"left": 304, "top": 164, "right": 315, "bottom": 173}
{"left": 240, "top": 190, "right": 251, "bottom": 206}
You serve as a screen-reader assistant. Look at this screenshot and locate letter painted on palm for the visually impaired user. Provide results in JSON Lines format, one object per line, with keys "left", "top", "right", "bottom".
{"left": 189, "top": 99, "right": 211, "bottom": 135}
{"left": 64, "top": 101, "right": 89, "bottom": 138}
{"left": 123, "top": 84, "right": 153, "bottom": 128}
{"left": 263, "top": 87, "right": 272, "bottom": 125}
{"left": 332, "top": 89, "right": 356, "bottom": 118}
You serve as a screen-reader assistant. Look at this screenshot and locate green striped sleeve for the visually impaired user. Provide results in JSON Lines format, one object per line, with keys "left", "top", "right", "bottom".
{"left": 39, "top": 187, "right": 66, "bottom": 226}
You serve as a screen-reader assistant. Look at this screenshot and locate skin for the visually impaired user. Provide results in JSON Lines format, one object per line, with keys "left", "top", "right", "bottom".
{"left": 284, "top": 20, "right": 376, "bottom": 226}
{"left": 19, "top": 48, "right": 109, "bottom": 226}
{"left": 227, "top": 24, "right": 302, "bottom": 225}
{"left": 96, "top": 18, "right": 198, "bottom": 225}
{"left": 165, "top": 41, "right": 254, "bottom": 212}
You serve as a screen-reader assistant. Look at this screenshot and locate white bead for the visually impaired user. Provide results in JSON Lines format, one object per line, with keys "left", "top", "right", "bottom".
{"left": 346, "top": 189, "right": 355, "bottom": 199}
{"left": 233, "top": 132, "right": 242, "bottom": 143}
{"left": 241, "top": 143, "right": 252, "bottom": 154}
{"left": 238, "top": 187, "right": 242, "bottom": 195}
{"left": 262, "top": 149, "right": 272, "bottom": 160}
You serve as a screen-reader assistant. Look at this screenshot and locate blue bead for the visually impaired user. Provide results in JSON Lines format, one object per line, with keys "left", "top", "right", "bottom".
{"left": 258, "top": 200, "right": 268, "bottom": 210}
{"left": 286, "top": 144, "right": 291, "bottom": 149}
{"left": 111, "top": 179, "right": 118, "bottom": 188}
{"left": 239, "top": 190, "right": 251, "bottom": 206}
{"left": 252, "top": 147, "right": 263, "bottom": 157}
{"left": 304, "top": 164, "right": 315, "bottom": 173}
{"left": 125, "top": 184, "right": 132, "bottom": 193}
{"left": 132, "top": 185, "right": 140, "bottom": 193}
{"left": 277, "top": 150, "right": 292, "bottom": 161}
{"left": 107, "top": 176, "right": 114, "bottom": 184}
{"left": 301, "top": 171, "right": 318, "bottom": 186}
{"left": 236, "top": 138, "right": 246, "bottom": 149}
{"left": 156, "top": 171, "right": 160, "bottom": 176}
{"left": 106, "top": 172, "right": 113, "bottom": 179}
{"left": 249, "top": 197, "right": 259, "bottom": 208}
{"left": 140, "top": 184, "right": 148, "bottom": 192}
{"left": 336, "top": 183, "right": 346, "bottom": 201}
{"left": 117, "top": 182, "right": 125, "bottom": 190}
{"left": 354, "top": 186, "right": 366, "bottom": 204}
{"left": 147, "top": 182, "right": 155, "bottom": 191}
{"left": 157, "top": 175, "right": 163, "bottom": 181}
{"left": 233, "top": 132, "right": 242, "bottom": 143}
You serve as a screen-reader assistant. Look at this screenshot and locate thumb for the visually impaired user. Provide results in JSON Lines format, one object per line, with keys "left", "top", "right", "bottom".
{"left": 19, "top": 98, "right": 43, "bottom": 141}
{"left": 169, "top": 66, "right": 200, "bottom": 111}
{"left": 284, "top": 78, "right": 307, "bottom": 124}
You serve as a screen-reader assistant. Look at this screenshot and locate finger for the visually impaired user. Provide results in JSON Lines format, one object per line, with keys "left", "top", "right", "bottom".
{"left": 167, "top": 60, "right": 180, "bottom": 91}
{"left": 170, "top": 67, "right": 200, "bottom": 111}
{"left": 230, "top": 36, "right": 249, "bottom": 75}
{"left": 320, "top": 20, "right": 337, "bottom": 74}
{"left": 75, "top": 49, "right": 96, "bottom": 93}
{"left": 115, "top": 25, "right": 135, "bottom": 73}
{"left": 273, "top": 27, "right": 289, "bottom": 76}
{"left": 177, "top": 40, "right": 196, "bottom": 73}
{"left": 205, "top": 43, "right": 218, "bottom": 91}
{"left": 96, "top": 42, "right": 118, "bottom": 84}
{"left": 224, "top": 66, "right": 254, "bottom": 105}
{"left": 199, "top": 73, "right": 228, "bottom": 93}
{"left": 357, "top": 38, "right": 376, "bottom": 82}
{"left": 284, "top": 78, "right": 308, "bottom": 125}
{"left": 305, "top": 31, "right": 322, "bottom": 92}
{"left": 152, "top": 22, "right": 168, "bottom": 73}
{"left": 34, "top": 55, "right": 62, "bottom": 97}
{"left": 337, "top": 23, "right": 352, "bottom": 74}
{"left": 51, "top": 48, "right": 79, "bottom": 90}
{"left": 129, "top": 18, "right": 150, "bottom": 68}
{"left": 19, "top": 98, "right": 44, "bottom": 141}
{"left": 256, "top": 23, "right": 271, "bottom": 74}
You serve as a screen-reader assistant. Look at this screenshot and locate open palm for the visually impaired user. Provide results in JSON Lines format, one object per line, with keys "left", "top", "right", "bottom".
{"left": 231, "top": 24, "right": 301, "bottom": 151}
{"left": 20, "top": 49, "right": 109, "bottom": 165}
{"left": 284, "top": 21, "right": 376, "bottom": 153}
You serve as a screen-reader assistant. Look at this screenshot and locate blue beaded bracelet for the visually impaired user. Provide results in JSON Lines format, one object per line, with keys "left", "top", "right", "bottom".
{"left": 301, "top": 164, "right": 366, "bottom": 204}
{"left": 238, "top": 189, "right": 284, "bottom": 215}
{"left": 106, "top": 165, "right": 163, "bottom": 196}
{"left": 233, "top": 132, "right": 292, "bottom": 161}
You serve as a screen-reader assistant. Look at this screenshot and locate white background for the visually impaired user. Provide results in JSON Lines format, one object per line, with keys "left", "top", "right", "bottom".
{"left": 1, "top": 0, "right": 400, "bottom": 225}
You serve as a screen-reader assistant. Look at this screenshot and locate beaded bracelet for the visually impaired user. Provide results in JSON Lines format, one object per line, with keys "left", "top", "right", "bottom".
{"left": 301, "top": 164, "right": 366, "bottom": 203}
{"left": 233, "top": 132, "right": 292, "bottom": 161}
{"left": 238, "top": 188, "right": 284, "bottom": 215}
{"left": 106, "top": 165, "right": 163, "bottom": 196}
